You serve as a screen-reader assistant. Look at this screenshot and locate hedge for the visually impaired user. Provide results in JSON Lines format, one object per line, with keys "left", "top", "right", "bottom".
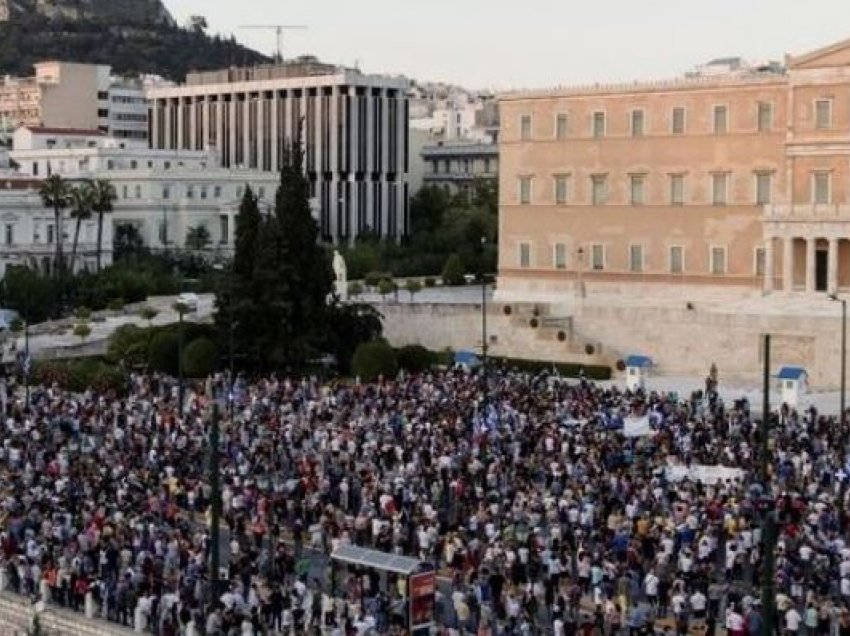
{"left": 396, "top": 344, "right": 437, "bottom": 373}
{"left": 352, "top": 340, "right": 398, "bottom": 381}
{"left": 182, "top": 337, "right": 219, "bottom": 378}
{"left": 33, "top": 359, "right": 127, "bottom": 395}
{"left": 148, "top": 331, "right": 180, "bottom": 376}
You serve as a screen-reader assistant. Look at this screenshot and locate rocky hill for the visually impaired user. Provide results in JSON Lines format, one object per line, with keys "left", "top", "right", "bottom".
{"left": 0, "top": 0, "right": 270, "bottom": 80}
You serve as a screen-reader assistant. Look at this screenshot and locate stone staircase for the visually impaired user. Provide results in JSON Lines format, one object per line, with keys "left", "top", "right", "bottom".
{"left": 0, "top": 592, "right": 139, "bottom": 636}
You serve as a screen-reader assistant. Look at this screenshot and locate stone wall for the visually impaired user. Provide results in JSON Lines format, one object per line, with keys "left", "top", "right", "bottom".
{"left": 378, "top": 299, "right": 845, "bottom": 389}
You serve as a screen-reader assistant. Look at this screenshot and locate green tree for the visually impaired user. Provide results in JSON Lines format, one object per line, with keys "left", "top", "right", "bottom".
{"left": 348, "top": 282, "right": 363, "bottom": 299}
{"left": 185, "top": 225, "right": 212, "bottom": 251}
{"left": 442, "top": 253, "right": 466, "bottom": 286}
{"left": 351, "top": 340, "right": 398, "bottom": 381}
{"left": 377, "top": 278, "right": 395, "bottom": 302}
{"left": 410, "top": 186, "right": 452, "bottom": 235}
{"left": 39, "top": 174, "right": 71, "bottom": 275}
{"left": 140, "top": 306, "right": 159, "bottom": 326}
{"left": 68, "top": 182, "right": 94, "bottom": 273}
{"left": 405, "top": 279, "right": 422, "bottom": 302}
{"left": 113, "top": 223, "right": 144, "bottom": 262}
{"left": 73, "top": 321, "right": 92, "bottom": 343}
{"left": 91, "top": 179, "right": 116, "bottom": 272}
{"left": 323, "top": 302, "right": 383, "bottom": 373}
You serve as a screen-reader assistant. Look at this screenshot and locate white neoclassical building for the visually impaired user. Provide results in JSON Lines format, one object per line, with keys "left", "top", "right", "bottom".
{"left": 0, "top": 127, "right": 280, "bottom": 276}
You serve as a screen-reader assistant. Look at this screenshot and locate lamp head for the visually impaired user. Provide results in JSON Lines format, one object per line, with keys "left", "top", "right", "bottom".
{"left": 830, "top": 293, "right": 840, "bottom": 302}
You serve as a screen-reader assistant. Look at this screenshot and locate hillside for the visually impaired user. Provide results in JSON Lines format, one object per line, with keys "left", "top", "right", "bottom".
{"left": 0, "top": 0, "right": 270, "bottom": 81}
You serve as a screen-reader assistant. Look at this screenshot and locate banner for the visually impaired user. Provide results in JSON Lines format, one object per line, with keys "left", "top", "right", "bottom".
{"left": 409, "top": 571, "right": 436, "bottom": 635}
{"left": 623, "top": 416, "right": 653, "bottom": 438}
{"left": 665, "top": 463, "right": 745, "bottom": 485}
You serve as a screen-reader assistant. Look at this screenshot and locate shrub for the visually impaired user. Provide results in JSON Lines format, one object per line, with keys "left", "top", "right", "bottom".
{"left": 424, "top": 277, "right": 436, "bottom": 288}
{"left": 182, "top": 337, "right": 219, "bottom": 378}
{"left": 364, "top": 271, "right": 393, "bottom": 288}
{"left": 404, "top": 279, "right": 422, "bottom": 301}
{"left": 140, "top": 306, "right": 159, "bottom": 325}
{"left": 351, "top": 340, "right": 398, "bottom": 381}
{"left": 73, "top": 322, "right": 92, "bottom": 342}
{"left": 348, "top": 282, "right": 364, "bottom": 298}
{"left": 107, "top": 324, "right": 150, "bottom": 367}
{"left": 74, "top": 306, "right": 92, "bottom": 321}
{"left": 441, "top": 254, "right": 466, "bottom": 287}
{"left": 32, "top": 359, "right": 127, "bottom": 395}
{"left": 107, "top": 298, "right": 125, "bottom": 312}
{"left": 148, "top": 331, "right": 180, "bottom": 375}
{"left": 396, "top": 344, "right": 436, "bottom": 373}
{"left": 377, "top": 279, "right": 396, "bottom": 300}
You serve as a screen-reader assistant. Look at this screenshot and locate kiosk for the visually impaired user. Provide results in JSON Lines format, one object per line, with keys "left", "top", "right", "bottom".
{"left": 776, "top": 366, "right": 808, "bottom": 408}
{"left": 331, "top": 544, "right": 436, "bottom": 636}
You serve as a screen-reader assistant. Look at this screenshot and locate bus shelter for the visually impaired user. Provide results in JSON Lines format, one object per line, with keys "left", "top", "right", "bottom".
{"left": 331, "top": 544, "right": 436, "bottom": 635}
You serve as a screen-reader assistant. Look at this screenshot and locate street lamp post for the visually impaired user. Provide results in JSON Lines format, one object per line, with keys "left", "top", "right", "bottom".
{"left": 480, "top": 236, "right": 488, "bottom": 370}
{"left": 577, "top": 246, "right": 585, "bottom": 299}
{"left": 228, "top": 318, "right": 238, "bottom": 424}
{"left": 173, "top": 301, "right": 192, "bottom": 413}
{"left": 830, "top": 294, "right": 847, "bottom": 428}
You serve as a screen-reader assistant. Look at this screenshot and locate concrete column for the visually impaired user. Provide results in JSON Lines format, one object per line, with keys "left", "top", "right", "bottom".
{"left": 150, "top": 100, "right": 160, "bottom": 149}
{"left": 783, "top": 237, "right": 794, "bottom": 292}
{"left": 270, "top": 94, "right": 279, "bottom": 173}
{"left": 765, "top": 237, "right": 775, "bottom": 293}
{"left": 84, "top": 592, "right": 95, "bottom": 619}
{"left": 806, "top": 237, "right": 816, "bottom": 293}
{"left": 829, "top": 237, "right": 839, "bottom": 294}
{"left": 134, "top": 601, "right": 145, "bottom": 632}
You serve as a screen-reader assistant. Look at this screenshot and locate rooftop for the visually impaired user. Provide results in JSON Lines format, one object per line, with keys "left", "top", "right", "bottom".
{"left": 421, "top": 142, "right": 498, "bottom": 157}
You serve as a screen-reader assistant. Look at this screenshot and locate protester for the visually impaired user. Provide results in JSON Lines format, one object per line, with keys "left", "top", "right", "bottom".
{"left": 0, "top": 366, "right": 847, "bottom": 635}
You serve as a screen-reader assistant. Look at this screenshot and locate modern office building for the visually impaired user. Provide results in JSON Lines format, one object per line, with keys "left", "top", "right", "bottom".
{"left": 0, "top": 126, "right": 278, "bottom": 275}
{"left": 146, "top": 60, "right": 411, "bottom": 243}
{"left": 0, "top": 61, "right": 160, "bottom": 144}
{"left": 421, "top": 141, "right": 498, "bottom": 199}
{"left": 498, "top": 37, "right": 850, "bottom": 301}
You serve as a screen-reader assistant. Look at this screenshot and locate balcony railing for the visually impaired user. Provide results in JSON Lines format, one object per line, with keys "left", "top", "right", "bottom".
{"left": 764, "top": 204, "right": 850, "bottom": 221}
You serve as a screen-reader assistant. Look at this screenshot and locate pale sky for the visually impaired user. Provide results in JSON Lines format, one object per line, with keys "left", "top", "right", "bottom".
{"left": 165, "top": 0, "right": 850, "bottom": 90}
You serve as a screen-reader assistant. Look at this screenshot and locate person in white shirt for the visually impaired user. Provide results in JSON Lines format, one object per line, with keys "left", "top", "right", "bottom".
{"left": 785, "top": 606, "right": 801, "bottom": 634}
{"left": 690, "top": 589, "right": 707, "bottom": 619}
{"left": 644, "top": 571, "right": 659, "bottom": 607}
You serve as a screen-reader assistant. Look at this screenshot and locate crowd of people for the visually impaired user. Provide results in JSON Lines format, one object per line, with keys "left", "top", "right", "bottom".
{"left": 0, "top": 366, "right": 849, "bottom": 635}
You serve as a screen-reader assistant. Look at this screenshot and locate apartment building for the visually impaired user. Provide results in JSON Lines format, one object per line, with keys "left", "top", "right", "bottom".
{"left": 146, "top": 61, "right": 411, "bottom": 243}
{"left": 498, "top": 37, "right": 850, "bottom": 301}
{"left": 0, "top": 62, "right": 157, "bottom": 144}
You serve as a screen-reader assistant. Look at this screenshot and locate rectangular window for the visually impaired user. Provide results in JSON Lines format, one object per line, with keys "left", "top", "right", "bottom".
{"left": 214, "top": 185, "right": 222, "bottom": 198}
{"left": 816, "top": 99, "right": 832, "bottom": 129}
{"left": 713, "top": 105, "right": 728, "bottom": 134}
{"left": 813, "top": 171, "right": 831, "bottom": 204}
{"left": 711, "top": 247, "right": 727, "bottom": 275}
{"left": 4, "top": 224, "right": 13, "bottom": 245}
{"left": 631, "top": 109, "right": 645, "bottom": 137}
{"left": 755, "top": 247, "right": 766, "bottom": 277}
{"left": 554, "top": 243, "right": 567, "bottom": 270}
{"left": 556, "top": 113, "right": 569, "bottom": 139}
{"left": 629, "top": 245, "right": 644, "bottom": 272}
{"left": 162, "top": 186, "right": 170, "bottom": 200}
{"left": 520, "top": 114, "right": 532, "bottom": 140}
{"left": 200, "top": 187, "right": 207, "bottom": 200}
{"left": 591, "top": 175, "right": 608, "bottom": 205}
{"left": 669, "top": 246, "right": 684, "bottom": 274}
{"left": 592, "top": 111, "right": 605, "bottom": 138}
{"left": 630, "top": 175, "right": 646, "bottom": 205}
{"left": 220, "top": 215, "right": 230, "bottom": 243}
{"left": 711, "top": 173, "right": 728, "bottom": 205}
{"left": 671, "top": 107, "right": 686, "bottom": 134}
{"left": 122, "top": 185, "right": 128, "bottom": 199}
{"left": 757, "top": 102, "right": 773, "bottom": 132}
{"left": 591, "top": 244, "right": 605, "bottom": 270}
{"left": 670, "top": 174, "right": 685, "bottom": 205}
{"left": 135, "top": 185, "right": 142, "bottom": 199}
{"left": 187, "top": 185, "right": 194, "bottom": 199}
{"left": 755, "top": 172, "right": 772, "bottom": 205}
{"left": 518, "top": 177, "right": 533, "bottom": 205}
{"left": 47, "top": 225, "right": 54, "bottom": 244}
{"left": 554, "top": 174, "right": 570, "bottom": 205}
{"left": 519, "top": 242, "right": 531, "bottom": 268}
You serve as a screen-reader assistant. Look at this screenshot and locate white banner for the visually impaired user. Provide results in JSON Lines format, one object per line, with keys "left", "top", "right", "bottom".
{"left": 623, "top": 415, "right": 653, "bottom": 438}
{"left": 665, "top": 463, "right": 745, "bottom": 485}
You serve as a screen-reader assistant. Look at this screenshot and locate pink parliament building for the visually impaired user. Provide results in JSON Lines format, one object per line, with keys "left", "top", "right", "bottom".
{"left": 497, "top": 37, "right": 850, "bottom": 302}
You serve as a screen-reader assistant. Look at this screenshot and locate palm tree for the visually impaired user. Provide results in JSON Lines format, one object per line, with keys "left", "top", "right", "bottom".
{"left": 91, "top": 179, "right": 117, "bottom": 272}
{"left": 68, "top": 182, "right": 94, "bottom": 274}
{"left": 38, "top": 174, "right": 71, "bottom": 275}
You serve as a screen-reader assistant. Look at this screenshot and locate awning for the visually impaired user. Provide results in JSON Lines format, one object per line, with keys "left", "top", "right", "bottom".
{"left": 331, "top": 544, "right": 425, "bottom": 576}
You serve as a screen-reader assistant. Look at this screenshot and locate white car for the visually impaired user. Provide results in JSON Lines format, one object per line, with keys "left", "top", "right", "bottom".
{"left": 177, "top": 293, "right": 199, "bottom": 312}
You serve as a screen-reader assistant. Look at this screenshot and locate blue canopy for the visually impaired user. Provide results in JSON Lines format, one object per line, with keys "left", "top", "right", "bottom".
{"left": 625, "top": 355, "right": 653, "bottom": 369}
{"left": 776, "top": 366, "right": 807, "bottom": 381}
{"left": 454, "top": 350, "right": 481, "bottom": 367}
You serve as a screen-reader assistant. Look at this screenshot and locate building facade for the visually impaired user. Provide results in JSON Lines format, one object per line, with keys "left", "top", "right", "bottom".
{"left": 498, "top": 38, "right": 850, "bottom": 301}
{"left": 0, "top": 62, "right": 156, "bottom": 145}
{"left": 146, "top": 62, "right": 411, "bottom": 243}
{"left": 421, "top": 141, "right": 498, "bottom": 199}
{"left": 0, "top": 127, "right": 279, "bottom": 276}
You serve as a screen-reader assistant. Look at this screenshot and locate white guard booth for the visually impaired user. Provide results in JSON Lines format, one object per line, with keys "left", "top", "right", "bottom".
{"left": 776, "top": 366, "right": 808, "bottom": 408}
{"left": 624, "top": 355, "right": 653, "bottom": 391}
